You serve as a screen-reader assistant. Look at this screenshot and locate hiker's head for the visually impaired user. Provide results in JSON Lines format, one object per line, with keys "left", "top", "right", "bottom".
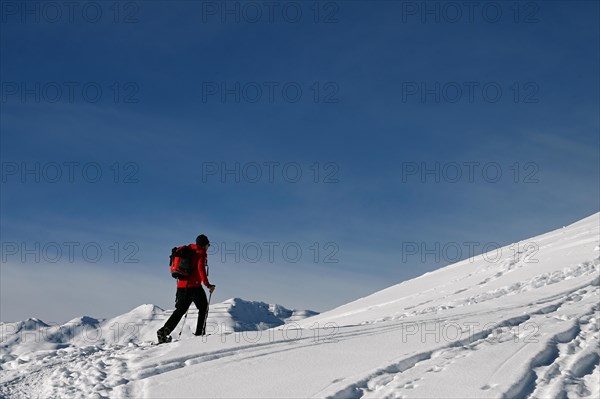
{"left": 196, "top": 234, "right": 210, "bottom": 249}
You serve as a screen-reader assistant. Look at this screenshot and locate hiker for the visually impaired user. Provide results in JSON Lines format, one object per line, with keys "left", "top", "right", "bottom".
{"left": 157, "top": 234, "right": 216, "bottom": 343}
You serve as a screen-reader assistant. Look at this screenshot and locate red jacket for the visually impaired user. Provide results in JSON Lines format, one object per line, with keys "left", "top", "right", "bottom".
{"left": 177, "top": 244, "right": 210, "bottom": 288}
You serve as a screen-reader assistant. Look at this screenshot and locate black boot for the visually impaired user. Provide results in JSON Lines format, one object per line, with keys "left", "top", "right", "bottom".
{"left": 194, "top": 323, "right": 206, "bottom": 336}
{"left": 157, "top": 327, "right": 172, "bottom": 344}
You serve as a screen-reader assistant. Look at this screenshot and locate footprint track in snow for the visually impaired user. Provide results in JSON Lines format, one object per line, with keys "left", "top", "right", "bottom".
{"left": 321, "top": 283, "right": 599, "bottom": 399}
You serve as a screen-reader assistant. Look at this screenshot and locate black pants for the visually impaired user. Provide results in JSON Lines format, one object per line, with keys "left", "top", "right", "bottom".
{"left": 163, "top": 286, "right": 208, "bottom": 335}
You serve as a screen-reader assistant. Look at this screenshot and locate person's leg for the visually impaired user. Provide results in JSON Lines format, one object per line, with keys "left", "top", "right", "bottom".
{"left": 162, "top": 288, "right": 193, "bottom": 334}
{"left": 192, "top": 287, "right": 209, "bottom": 335}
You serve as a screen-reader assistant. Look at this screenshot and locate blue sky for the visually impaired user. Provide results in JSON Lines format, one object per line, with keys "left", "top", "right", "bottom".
{"left": 1, "top": 1, "right": 599, "bottom": 323}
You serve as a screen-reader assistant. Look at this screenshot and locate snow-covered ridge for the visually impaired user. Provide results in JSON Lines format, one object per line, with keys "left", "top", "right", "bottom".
{"left": 218, "top": 297, "right": 319, "bottom": 331}
{"left": 299, "top": 212, "right": 600, "bottom": 328}
{"left": 0, "top": 298, "right": 317, "bottom": 367}
{"left": 1, "top": 213, "right": 598, "bottom": 399}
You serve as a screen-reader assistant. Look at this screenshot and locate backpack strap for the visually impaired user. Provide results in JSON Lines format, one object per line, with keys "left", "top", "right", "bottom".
{"left": 169, "top": 247, "right": 178, "bottom": 266}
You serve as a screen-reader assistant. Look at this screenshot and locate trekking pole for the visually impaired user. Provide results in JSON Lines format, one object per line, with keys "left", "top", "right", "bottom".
{"left": 202, "top": 291, "right": 212, "bottom": 336}
{"left": 178, "top": 309, "right": 189, "bottom": 339}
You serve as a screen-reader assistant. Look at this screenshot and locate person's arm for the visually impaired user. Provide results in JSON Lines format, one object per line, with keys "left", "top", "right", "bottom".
{"left": 199, "top": 254, "right": 215, "bottom": 292}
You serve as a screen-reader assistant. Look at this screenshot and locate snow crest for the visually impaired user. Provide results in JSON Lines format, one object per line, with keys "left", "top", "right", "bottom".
{"left": 1, "top": 213, "right": 599, "bottom": 399}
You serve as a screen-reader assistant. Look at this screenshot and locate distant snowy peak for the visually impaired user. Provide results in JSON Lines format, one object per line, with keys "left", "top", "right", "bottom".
{"left": 64, "top": 316, "right": 101, "bottom": 327}
{"left": 109, "top": 304, "right": 164, "bottom": 325}
{"left": 0, "top": 318, "right": 49, "bottom": 333}
{"left": 0, "top": 298, "right": 319, "bottom": 362}
{"left": 216, "top": 298, "right": 319, "bottom": 330}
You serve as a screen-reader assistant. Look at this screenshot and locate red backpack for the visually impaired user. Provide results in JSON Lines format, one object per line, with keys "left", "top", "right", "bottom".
{"left": 169, "top": 245, "right": 195, "bottom": 279}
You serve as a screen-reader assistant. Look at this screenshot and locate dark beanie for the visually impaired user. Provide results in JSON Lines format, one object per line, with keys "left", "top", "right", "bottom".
{"left": 196, "top": 234, "right": 210, "bottom": 247}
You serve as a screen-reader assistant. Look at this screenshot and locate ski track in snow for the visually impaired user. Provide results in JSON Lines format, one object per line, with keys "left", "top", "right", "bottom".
{"left": 319, "top": 286, "right": 599, "bottom": 399}
{"left": 1, "top": 214, "right": 599, "bottom": 399}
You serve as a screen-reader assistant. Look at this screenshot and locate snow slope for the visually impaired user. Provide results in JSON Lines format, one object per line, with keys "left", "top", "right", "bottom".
{"left": 1, "top": 213, "right": 599, "bottom": 399}
{"left": 0, "top": 298, "right": 317, "bottom": 397}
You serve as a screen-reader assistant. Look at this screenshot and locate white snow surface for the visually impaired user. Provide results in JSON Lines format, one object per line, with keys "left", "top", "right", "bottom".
{"left": 1, "top": 213, "right": 599, "bottom": 398}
